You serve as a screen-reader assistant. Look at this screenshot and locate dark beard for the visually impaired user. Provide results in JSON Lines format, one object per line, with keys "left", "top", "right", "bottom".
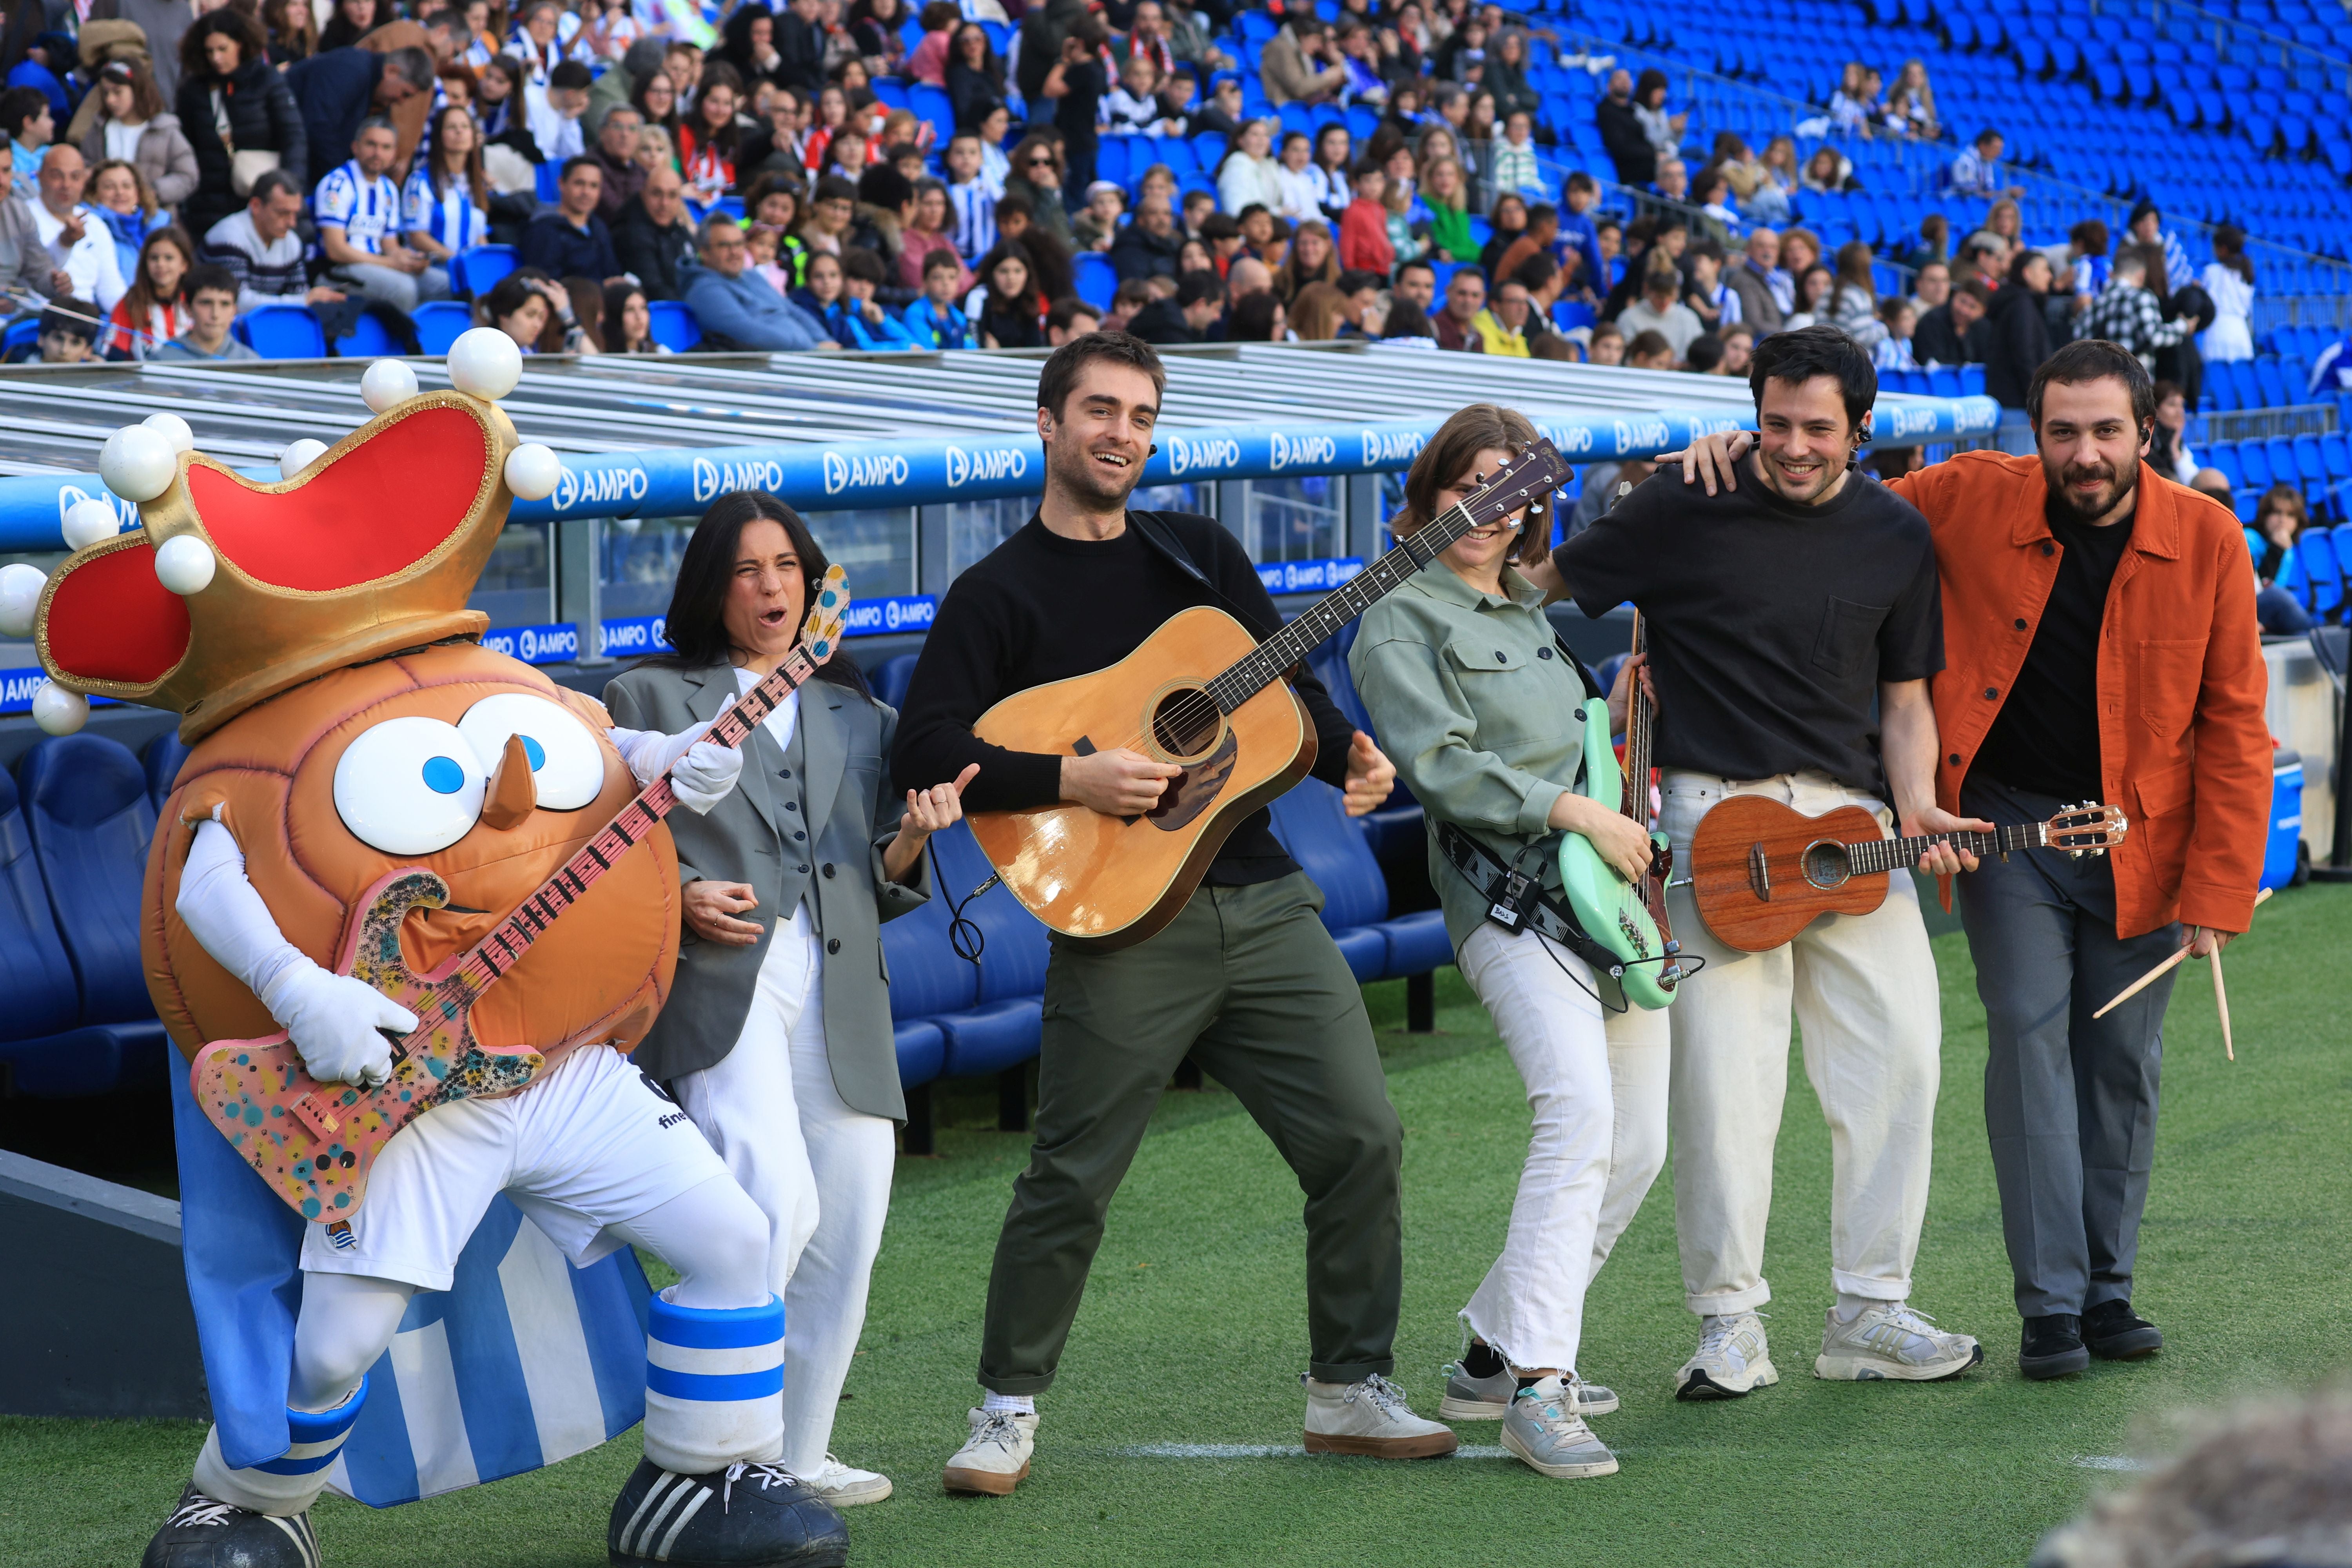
{"left": 1047, "top": 435, "right": 1143, "bottom": 512}
{"left": 2051, "top": 454, "right": 2140, "bottom": 523}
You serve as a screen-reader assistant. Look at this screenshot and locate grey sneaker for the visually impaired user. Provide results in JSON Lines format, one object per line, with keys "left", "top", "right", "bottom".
{"left": 1675, "top": 1311, "right": 1778, "bottom": 1400}
{"left": 1814, "top": 1302, "right": 1984, "bottom": 1382}
{"left": 1301, "top": 1374, "right": 1458, "bottom": 1459}
{"left": 1498, "top": 1376, "right": 1619, "bottom": 1479}
{"left": 1438, "top": 1361, "right": 1619, "bottom": 1420}
{"left": 942, "top": 1408, "right": 1036, "bottom": 1495}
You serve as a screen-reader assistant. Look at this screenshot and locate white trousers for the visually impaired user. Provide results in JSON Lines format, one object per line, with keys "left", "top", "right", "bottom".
{"left": 671, "top": 905, "right": 897, "bottom": 1479}
{"left": 1456, "top": 922, "right": 1671, "bottom": 1374}
{"left": 1660, "top": 769, "right": 1943, "bottom": 1317}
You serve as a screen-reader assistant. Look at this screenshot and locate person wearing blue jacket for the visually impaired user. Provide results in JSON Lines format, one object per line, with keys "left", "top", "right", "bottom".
{"left": 791, "top": 249, "right": 918, "bottom": 352}
{"left": 682, "top": 217, "right": 833, "bottom": 351}
{"left": 901, "top": 251, "right": 977, "bottom": 349}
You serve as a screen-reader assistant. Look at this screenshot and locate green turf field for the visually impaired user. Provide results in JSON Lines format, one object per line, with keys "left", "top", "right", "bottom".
{"left": 7, "top": 883, "right": 2348, "bottom": 1568}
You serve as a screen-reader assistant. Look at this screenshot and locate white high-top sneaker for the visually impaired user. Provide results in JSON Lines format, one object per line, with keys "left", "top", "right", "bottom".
{"left": 1675, "top": 1311, "right": 1779, "bottom": 1400}
{"left": 1301, "top": 1374, "right": 1459, "bottom": 1459}
{"left": 942, "top": 1408, "right": 1037, "bottom": 1496}
{"left": 799, "top": 1452, "right": 893, "bottom": 1506}
{"left": 1815, "top": 1302, "right": 1984, "bottom": 1382}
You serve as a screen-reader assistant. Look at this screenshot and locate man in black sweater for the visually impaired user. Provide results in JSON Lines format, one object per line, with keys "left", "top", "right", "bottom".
{"left": 893, "top": 333, "right": 1452, "bottom": 1495}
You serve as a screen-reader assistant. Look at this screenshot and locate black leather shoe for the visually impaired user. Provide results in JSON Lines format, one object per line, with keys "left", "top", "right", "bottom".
{"left": 610, "top": 1459, "right": 849, "bottom": 1568}
{"left": 141, "top": 1485, "right": 319, "bottom": 1568}
{"left": 2019, "top": 1315, "right": 2091, "bottom": 1380}
{"left": 2083, "top": 1300, "right": 2163, "bottom": 1359}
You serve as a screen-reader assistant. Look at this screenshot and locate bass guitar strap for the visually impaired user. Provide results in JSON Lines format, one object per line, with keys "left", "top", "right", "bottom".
{"left": 1432, "top": 820, "right": 1629, "bottom": 982}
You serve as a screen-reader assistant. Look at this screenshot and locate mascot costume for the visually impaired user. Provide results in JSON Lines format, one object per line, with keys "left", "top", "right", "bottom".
{"left": 13, "top": 336, "right": 853, "bottom": 1568}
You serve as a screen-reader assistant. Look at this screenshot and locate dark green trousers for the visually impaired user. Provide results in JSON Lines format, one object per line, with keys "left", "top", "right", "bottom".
{"left": 977, "top": 872, "right": 1405, "bottom": 1392}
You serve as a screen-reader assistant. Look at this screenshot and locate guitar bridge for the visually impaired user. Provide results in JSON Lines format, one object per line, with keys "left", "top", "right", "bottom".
{"left": 1748, "top": 842, "right": 1771, "bottom": 901}
{"left": 287, "top": 1093, "right": 342, "bottom": 1142}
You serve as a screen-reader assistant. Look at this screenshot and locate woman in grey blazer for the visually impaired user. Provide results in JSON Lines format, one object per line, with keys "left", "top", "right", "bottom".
{"left": 606, "top": 492, "right": 975, "bottom": 1510}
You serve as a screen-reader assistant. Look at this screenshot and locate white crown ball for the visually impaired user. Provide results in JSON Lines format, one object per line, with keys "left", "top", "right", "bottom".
{"left": 142, "top": 412, "right": 196, "bottom": 453}
{"left": 503, "top": 443, "right": 562, "bottom": 501}
{"left": 279, "top": 439, "right": 330, "bottom": 480}
{"left": 0, "top": 561, "right": 45, "bottom": 639}
{"left": 31, "top": 682, "right": 89, "bottom": 736}
{"left": 446, "top": 328, "right": 523, "bottom": 401}
{"left": 154, "top": 534, "right": 218, "bottom": 596}
{"left": 98, "top": 424, "right": 179, "bottom": 503}
{"left": 62, "top": 497, "right": 121, "bottom": 551}
{"left": 361, "top": 358, "right": 420, "bottom": 412}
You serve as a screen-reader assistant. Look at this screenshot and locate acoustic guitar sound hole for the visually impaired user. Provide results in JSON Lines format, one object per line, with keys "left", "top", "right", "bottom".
{"left": 1150, "top": 686, "right": 1222, "bottom": 761}
{"left": 1800, "top": 840, "right": 1851, "bottom": 890}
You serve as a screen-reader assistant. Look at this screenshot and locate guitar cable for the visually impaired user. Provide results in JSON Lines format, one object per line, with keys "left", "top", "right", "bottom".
{"left": 929, "top": 838, "right": 997, "bottom": 971}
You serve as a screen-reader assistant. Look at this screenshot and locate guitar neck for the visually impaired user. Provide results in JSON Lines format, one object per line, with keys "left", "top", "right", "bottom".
{"left": 1846, "top": 820, "right": 2051, "bottom": 875}
{"left": 1202, "top": 495, "right": 1504, "bottom": 712}
{"left": 1619, "top": 610, "right": 1652, "bottom": 824}
{"left": 452, "top": 645, "right": 824, "bottom": 995}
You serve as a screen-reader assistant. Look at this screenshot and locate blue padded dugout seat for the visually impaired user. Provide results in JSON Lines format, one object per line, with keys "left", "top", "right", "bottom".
{"left": 143, "top": 728, "right": 191, "bottom": 815}
{"left": 0, "top": 768, "right": 81, "bottom": 1047}
{"left": 1268, "top": 777, "right": 1449, "bottom": 983}
{"left": 894, "top": 1018, "right": 945, "bottom": 1089}
{"left": 924, "top": 822, "right": 1049, "bottom": 1079}
{"left": 868, "top": 652, "right": 920, "bottom": 711}
{"left": 413, "top": 300, "right": 473, "bottom": 355}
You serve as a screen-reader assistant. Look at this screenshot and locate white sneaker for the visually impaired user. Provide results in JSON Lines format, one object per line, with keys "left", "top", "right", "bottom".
{"left": 1438, "top": 1360, "right": 1620, "bottom": 1420}
{"left": 1498, "top": 1375, "right": 1619, "bottom": 1479}
{"left": 799, "top": 1452, "right": 893, "bottom": 1506}
{"left": 1814, "top": 1301, "right": 1984, "bottom": 1382}
{"left": 942, "top": 1408, "right": 1036, "bottom": 1496}
{"left": 1675, "top": 1311, "right": 1779, "bottom": 1400}
{"left": 1301, "top": 1374, "right": 1459, "bottom": 1459}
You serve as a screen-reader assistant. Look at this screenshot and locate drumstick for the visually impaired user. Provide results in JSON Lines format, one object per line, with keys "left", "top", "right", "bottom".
{"left": 2210, "top": 949, "right": 2234, "bottom": 1061}
{"left": 2089, "top": 887, "right": 2271, "bottom": 1022}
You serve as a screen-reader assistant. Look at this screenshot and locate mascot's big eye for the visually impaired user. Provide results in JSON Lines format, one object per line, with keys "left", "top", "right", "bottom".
{"left": 333, "top": 716, "right": 486, "bottom": 855}
{"left": 457, "top": 692, "right": 605, "bottom": 811}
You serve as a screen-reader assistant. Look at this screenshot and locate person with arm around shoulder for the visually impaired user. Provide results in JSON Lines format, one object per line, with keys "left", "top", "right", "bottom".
{"left": 1348, "top": 403, "right": 1673, "bottom": 1481}
{"left": 603, "top": 492, "right": 969, "bottom": 1508}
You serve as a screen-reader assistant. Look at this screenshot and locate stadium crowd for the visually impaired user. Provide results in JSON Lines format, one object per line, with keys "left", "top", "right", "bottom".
{"left": 0, "top": 0, "right": 2330, "bottom": 378}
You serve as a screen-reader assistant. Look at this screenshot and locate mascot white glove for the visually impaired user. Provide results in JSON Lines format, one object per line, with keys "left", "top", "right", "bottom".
{"left": 606, "top": 724, "right": 744, "bottom": 815}
{"left": 178, "top": 814, "right": 417, "bottom": 1087}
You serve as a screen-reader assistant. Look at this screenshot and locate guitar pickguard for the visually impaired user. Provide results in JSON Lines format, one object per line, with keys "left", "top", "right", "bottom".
{"left": 190, "top": 868, "right": 546, "bottom": 1220}
{"left": 1144, "top": 730, "right": 1240, "bottom": 833}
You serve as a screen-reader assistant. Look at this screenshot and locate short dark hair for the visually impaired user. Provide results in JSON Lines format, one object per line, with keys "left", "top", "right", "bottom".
{"left": 1527, "top": 202, "right": 1559, "bottom": 226}
{"left": 814, "top": 175, "right": 860, "bottom": 205}
{"left": 548, "top": 59, "right": 595, "bottom": 91}
{"left": 355, "top": 114, "right": 397, "bottom": 140}
{"left": 839, "top": 246, "right": 887, "bottom": 285}
{"left": 1396, "top": 258, "right": 1436, "bottom": 282}
{"left": 1036, "top": 330, "right": 1166, "bottom": 418}
{"left": 922, "top": 248, "right": 962, "bottom": 276}
{"left": 1565, "top": 171, "right": 1596, "bottom": 194}
{"left": 857, "top": 163, "right": 913, "bottom": 210}
{"left": 1175, "top": 269, "right": 1225, "bottom": 309}
{"left": 1047, "top": 295, "right": 1100, "bottom": 332}
{"left": 1684, "top": 332, "right": 1725, "bottom": 373}
{"left": 1198, "top": 212, "right": 1241, "bottom": 241}
{"left": 248, "top": 168, "right": 302, "bottom": 205}
{"left": 1975, "top": 127, "right": 2002, "bottom": 147}
{"left": 184, "top": 265, "right": 238, "bottom": 301}
{"left": 1626, "top": 328, "right": 1670, "bottom": 359}
{"left": 1336, "top": 269, "right": 1383, "bottom": 296}
{"left": 1748, "top": 321, "right": 1876, "bottom": 428}
{"left": 383, "top": 45, "right": 437, "bottom": 89}
{"left": 0, "top": 86, "right": 47, "bottom": 140}
{"left": 560, "top": 154, "right": 602, "bottom": 182}
{"left": 1955, "top": 278, "right": 1993, "bottom": 307}
{"left": 1512, "top": 253, "right": 1557, "bottom": 291}
{"left": 38, "top": 298, "right": 98, "bottom": 341}
{"left": 2028, "top": 338, "right": 2156, "bottom": 430}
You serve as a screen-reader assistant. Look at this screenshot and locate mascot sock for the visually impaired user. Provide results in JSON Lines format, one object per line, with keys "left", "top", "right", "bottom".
{"left": 192, "top": 1377, "right": 368, "bottom": 1517}
{"left": 643, "top": 1293, "right": 788, "bottom": 1474}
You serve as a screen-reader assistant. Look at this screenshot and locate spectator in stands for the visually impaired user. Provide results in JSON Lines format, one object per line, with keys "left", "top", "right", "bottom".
{"left": 1894, "top": 211, "right": 1949, "bottom": 275}
{"left": 1871, "top": 297, "right": 1917, "bottom": 373}
{"left": 1002, "top": 135, "right": 1072, "bottom": 250}
{"left": 2077, "top": 249, "right": 2194, "bottom": 368}
{"left": 599, "top": 281, "right": 662, "bottom": 354}
{"left": 1433, "top": 265, "right": 1484, "bottom": 352}
{"left": 1777, "top": 225, "right": 1821, "bottom": 286}
{"left": 1828, "top": 240, "right": 1886, "bottom": 347}
{"left": 33, "top": 296, "right": 98, "bottom": 362}
{"left": 2199, "top": 223, "right": 2255, "bottom": 364}
{"left": 102, "top": 225, "right": 192, "bottom": 359}
{"left": 150, "top": 264, "right": 257, "bottom": 359}
{"left": 1623, "top": 327, "right": 1671, "bottom": 368}
{"left": 1886, "top": 59, "right": 1937, "bottom": 140}
{"left": 898, "top": 179, "right": 969, "bottom": 297}
{"left": 317, "top": 116, "right": 447, "bottom": 312}
{"left": 905, "top": 0, "right": 956, "bottom": 87}
{"left": 1914, "top": 276, "right": 1989, "bottom": 367}
{"left": 1984, "top": 249, "right": 2056, "bottom": 408}
{"left": 1071, "top": 181, "right": 1123, "bottom": 253}
{"left": 80, "top": 156, "right": 151, "bottom": 276}
{"left": 1282, "top": 278, "right": 1340, "bottom": 339}
{"left": 1958, "top": 233, "right": 2005, "bottom": 292}
{"left": 683, "top": 213, "right": 829, "bottom": 349}
{"left": 797, "top": 246, "right": 916, "bottom": 348}
{"left": 1679, "top": 238, "right": 1735, "bottom": 331}
{"left": 317, "top": 0, "right": 378, "bottom": 54}
{"left": 1799, "top": 145, "right": 1857, "bottom": 196}
{"left": 1947, "top": 127, "right": 2016, "bottom": 198}
{"left": 2246, "top": 483, "right": 2316, "bottom": 634}
{"left": 522, "top": 58, "right": 595, "bottom": 167}
{"left": 522, "top": 155, "right": 621, "bottom": 282}
{"left": 28, "top": 147, "right": 127, "bottom": 312}
{"left": 1299, "top": 123, "right": 1351, "bottom": 224}
{"left": 613, "top": 162, "right": 696, "bottom": 302}
{"left": 401, "top": 102, "right": 492, "bottom": 268}
{"left": 971, "top": 238, "right": 1044, "bottom": 348}
{"left": 2125, "top": 197, "right": 2194, "bottom": 292}
{"left": 1274, "top": 218, "right": 1338, "bottom": 302}
{"left": 1047, "top": 296, "right": 1101, "bottom": 343}
{"left": 77, "top": 61, "right": 197, "bottom": 213}
{"left": 1109, "top": 191, "right": 1184, "bottom": 281}
{"left": 1226, "top": 288, "right": 1285, "bottom": 342}
{"left": 1263, "top": 16, "right": 1348, "bottom": 107}
{"left": 1828, "top": 61, "right": 1875, "bottom": 139}
{"left": 1127, "top": 265, "right": 1223, "bottom": 344}
{"left": 1782, "top": 263, "right": 1834, "bottom": 331}
{"left": 1489, "top": 108, "right": 1543, "bottom": 202}
{"left": 1042, "top": 20, "right": 1110, "bottom": 196}
{"left": 902, "top": 248, "right": 975, "bottom": 347}
{"left": 2309, "top": 325, "right": 2352, "bottom": 397}
{"left": 1906, "top": 258, "right": 1951, "bottom": 320}
{"left": 176, "top": 10, "right": 306, "bottom": 243}
{"left": 675, "top": 62, "right": 742, "bottom": 200}
{"left": 1680, "top": 331, "right": 1723, "bottom": 372}
{"left": 584, "top": 104, "right": 647, "bottom": 223}
{"left": 1388, "top": 257, "right": 1434, "bottom": 318}
{"left": 287, "top": 42, "right": 434, "bottom": 191}
{"left": 1593, "top": 68, "right": 1651, "bottom": 189}
{"left": 195, "top": 169, "right": 332, "bottom": 312}
{"left": 1474, "top": 274, "right": 1531, "bottom": 356}
{"left": 2147, "top": 379, "right": 2198, "bottom": 485}
{"left": 1581, "top": 321, "right": 1621, "bottom": 365}
{"left": 1726, "top": 226, "right": 1785, "bottom": 335}
{"left": 1617, "top": 252, "right": 1702, "bottom": 359}
{"left": 475, "top": 267, "right": 586, "bottom": 351}
{"left": 2063, "top": 218, "right": 2109, "bottom": 303}
{"left": 1338, "top": 160, "right": 1393, "bottom": 276}
{"left": 87, "top": 0, "right": 197, "bottom": 103}
{"left": 1216, "top": 119, "right": 1285, "bottom": 217}
{"left": 943, "top": 132, "right": 997, "bottom": 263}
{"left": 1719, "top": 323, "right": 1753, "bottom": 374}
{"left": 2, "top": 84, "right": 54, "bottom": 201}
{"left": 1229, "top": 253, "right": 1274, "bottom": 300}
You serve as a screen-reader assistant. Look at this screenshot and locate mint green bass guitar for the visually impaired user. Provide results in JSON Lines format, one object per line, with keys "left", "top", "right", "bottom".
{"left": 1555, "top": 613, "right": 1682, "bottom": 1009}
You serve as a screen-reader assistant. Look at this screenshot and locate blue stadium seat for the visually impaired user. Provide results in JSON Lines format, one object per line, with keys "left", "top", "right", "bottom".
{"left": 647, "top": 299, "right": 702, "bottom": 352}
{"left": 413, "top": 299, "right": 473, "bottom": 355}
{"left": 1074, "top": 251, "right": 1117, "bottom": 310}
{"left": 2, "top": 315, "right": 38, "bottom": 360}
{"left": 2300, "top": 528, "right": 2342, "bottom": 616}
{"left": 2209, "top": 443, "right": 2246, "bottom": 489}
{"left": 895, "top": 1018, "right": 944, "bottom": 1089}
{"left": 534, "top": 160, "right": 563, "bottom": 202}
{"left": 142, "top": 728, "right": 191, "bottom": 816}
{"left": 868, "top": 652, "right": 920, "bottom": 710}
{"left": 1268, "top": 777, "right": 1449, "bottom": 984}
{"left": 233, "top": 305, "right": 326, "bottom": 359}
{"left": 2241, "top": 440, "right": 2274, "bottom": 489}
{"left": 0, "top": 767, "right": 81, "bottom": 1048}
{"left": 925, "top": 823, "right": 1050, "bottom": 1078}
{"left": 450, "top": 244, "right": 519, "bottom": 298}
{"left": 330, "top": 310, "right": 399, "bottom": 358}
{"left": 907, "top": 83, "right": 955, "bottom": 146}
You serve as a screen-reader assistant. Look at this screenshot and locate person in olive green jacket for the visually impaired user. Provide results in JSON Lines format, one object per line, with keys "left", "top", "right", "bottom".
{"left": 1348, "top": 404, "right": 1667, "bottom": 1482}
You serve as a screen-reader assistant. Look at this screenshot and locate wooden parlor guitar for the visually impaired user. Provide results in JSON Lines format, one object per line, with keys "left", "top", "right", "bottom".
{"left": 1687, "top": 794, "right": 2128, "bottom": 953}
{"left": 970, "top": 441, "right": 1573, "bottom": 949}
{"left": 189, "top": 570, "right": 851, "bottom": 1221}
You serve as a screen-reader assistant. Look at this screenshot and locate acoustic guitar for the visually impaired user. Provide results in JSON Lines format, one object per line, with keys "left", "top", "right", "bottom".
{"left": 1687, "top": 794, "right": 2127, "bottom": 953}
{"left": 1557, "top": 610, "right": 1682, "bottom": 1008}
{"left": 188, "top": 569, "right": 851, "bottom": 1221}
{"left": 970, "top": 441, "right": 1572, "bottom": 949}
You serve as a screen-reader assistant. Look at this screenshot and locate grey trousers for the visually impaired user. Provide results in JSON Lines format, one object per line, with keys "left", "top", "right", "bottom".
{"left": 1957, "top": 775, "right": 2181, "bottom": 1320}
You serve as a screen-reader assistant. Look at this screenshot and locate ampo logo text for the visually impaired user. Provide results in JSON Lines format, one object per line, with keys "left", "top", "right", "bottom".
{"left": 823, "top": 450, "right": 911, "bottom": 495}
{"left": 944, "top": 444, "right": 1029, "bottom": 488}
{"left": 1269, "top": 431, "right": 1337, "bottom": 471}
{"left": 552, "top": 461, "right": 646, "bottom": 513}
{"left": 693, "top": 456, "right": 786, "bottom": 503}
{"left": 1165, "top": 435, "right": 1241, "bottom": 475}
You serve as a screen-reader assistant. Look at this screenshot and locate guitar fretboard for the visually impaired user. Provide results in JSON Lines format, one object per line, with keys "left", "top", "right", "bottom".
{"left": 1619, "top": 610, "right": 1653, "bottom": 825}
{"left": 1201, "top": 448, "right": 1566, "bottom": 714}
{"left": 433, "top": 644, "right": 822, "bottom": 1013}
{"left": 1844, "top": 821, "right": 2053, "bottom": 876}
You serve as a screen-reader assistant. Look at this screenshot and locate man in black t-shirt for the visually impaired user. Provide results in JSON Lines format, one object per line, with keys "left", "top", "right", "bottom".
{"left": 1524, "top": 326, "right": 1992, "bottom": 1399}
{"left": 893, "top": 334, "right": 1452, "bottom": 1495}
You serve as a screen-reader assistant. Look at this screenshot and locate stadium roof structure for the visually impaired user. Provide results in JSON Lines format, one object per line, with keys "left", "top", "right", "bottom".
{"left": 0, "top": 344, "right": 1996, "bottom": 550}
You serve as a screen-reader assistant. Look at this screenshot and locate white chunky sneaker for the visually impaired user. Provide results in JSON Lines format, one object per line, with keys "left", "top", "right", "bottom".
{"left": 1814, "top": 1301, "right": 1984, "bottom": 1382}
{"left": 1499, "top": 1376, "right": 1619, "bottom": 1479}
{"left": 1438, "top": 1360, "right": 1619, "bottom": 1420}
{"left": 800, "top": 1452, "right": 893, "bottom": 1506}
{"left": 1675, "top": 1311, "right": 1779, "bottom": 1400}
{"left": 1302, "top": 1374, "right": 1459, "bottom": 1459}
{"left": 942, "top": 1408, "right": 1037, "bottom": 1496}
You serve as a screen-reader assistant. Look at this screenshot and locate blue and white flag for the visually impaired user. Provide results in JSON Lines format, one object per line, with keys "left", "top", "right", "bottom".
{"left": 171, "top": 1068, "right": 652, "bottom": 1507}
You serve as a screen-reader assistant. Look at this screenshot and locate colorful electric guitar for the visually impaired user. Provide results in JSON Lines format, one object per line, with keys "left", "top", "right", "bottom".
{"left": 1557, "top": 610, "right": 1682, "bottom": 1008}
{"left": 189, "top": 567, "right": 851, "bottom": 1221}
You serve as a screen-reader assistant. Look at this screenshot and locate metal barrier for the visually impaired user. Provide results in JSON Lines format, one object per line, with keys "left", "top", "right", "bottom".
{"left": 2206, "top": 401, "right": 2340, "bottom": 443}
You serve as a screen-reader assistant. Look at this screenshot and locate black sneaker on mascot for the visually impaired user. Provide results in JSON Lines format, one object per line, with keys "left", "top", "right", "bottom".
{"left": 142, "top": 1485, "right": 321, "bottom": 1568}
{"left": 609, "top": 1459, "right": 850, "bottom": 1568}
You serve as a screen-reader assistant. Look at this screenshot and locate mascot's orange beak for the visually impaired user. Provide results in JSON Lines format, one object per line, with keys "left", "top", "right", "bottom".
{"left": 481, "top": 732, "right": 539, "bottom": 833}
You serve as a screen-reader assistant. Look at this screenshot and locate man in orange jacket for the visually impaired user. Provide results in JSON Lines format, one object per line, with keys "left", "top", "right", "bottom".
{"left": 1667, "top": 338, "right": 2269, "bottom": 1382}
